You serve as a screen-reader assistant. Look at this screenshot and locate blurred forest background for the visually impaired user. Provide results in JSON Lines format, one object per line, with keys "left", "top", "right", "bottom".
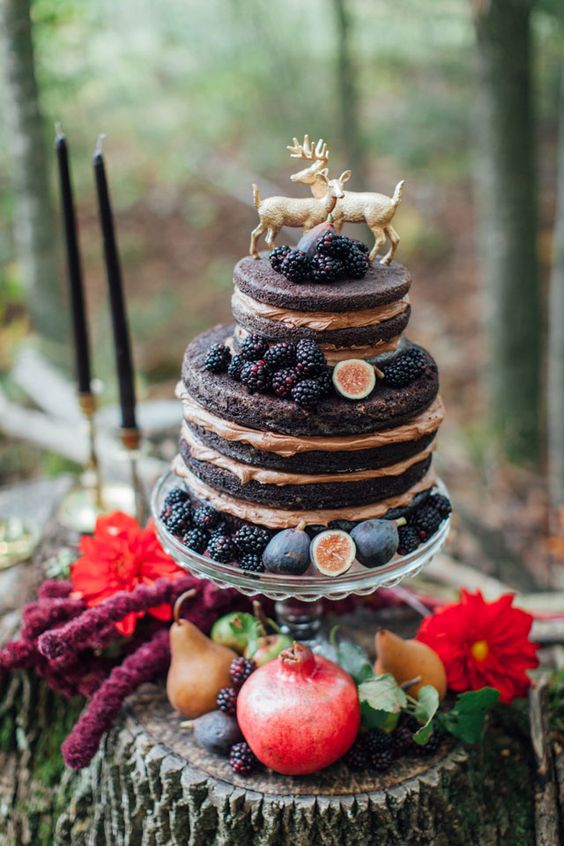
{"left": 0, "top": 0, "right": 563, "bottom": 586}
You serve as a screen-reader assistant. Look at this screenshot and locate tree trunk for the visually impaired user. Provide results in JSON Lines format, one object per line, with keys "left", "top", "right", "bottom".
{"left": 0, "top": 0, "right": 65, "bottom": 345}
{"left": 331, "top": 0, "right": 366, "bottom": 188}
{"left": 548, "top": 67, "right": 564, "bottom": 531}
{"left": 473, "top": 0, "right": 542, "bottom": 465}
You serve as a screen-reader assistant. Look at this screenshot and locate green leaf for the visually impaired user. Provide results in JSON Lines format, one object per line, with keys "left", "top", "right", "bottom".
{"left": 412, "top": 685, "right": 440, "bottom": 745}
{"left": 358, "top": 673, "right": 407, "bottom": 729}
{"left": 335, "top": 640, "right": 374, "bottom": 685}
{"left": 439, "top": 687, "right": 500, "bottom": 744}
{"left": 360, "top": 703, "right": 400, "bottom": 730}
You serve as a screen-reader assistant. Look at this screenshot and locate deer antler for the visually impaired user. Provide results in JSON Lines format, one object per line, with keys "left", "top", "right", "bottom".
{"left": 287, "top": 134, "right": 329, "bottom": 163}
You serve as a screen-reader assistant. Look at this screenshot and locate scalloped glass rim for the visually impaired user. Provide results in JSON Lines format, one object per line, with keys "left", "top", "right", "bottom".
{"left": 151, "top": 470, "right": 451, "bottom": 602}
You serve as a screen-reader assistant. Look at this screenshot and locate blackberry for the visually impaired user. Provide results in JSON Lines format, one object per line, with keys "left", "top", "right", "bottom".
{"left": 316, "top": 231, "right": 349, "bottom": 258}
{"left": 239, "top": 553, "right": 265, "bottom": 573}
{"left": 317, "top": 367, "right": 334, "bottom": 397}
{"left": 160, "top": 501, "right": 193, "bottom": 536}
{"left": 295, "top": 339, "right": 326, "bottom": 377}
{"left": 240, "top": 333, "right": 269, "bottom": 361}
{"left": 229, "top": 656, "right": 256, "bottom": 687}
{"left": 240, "top": 360, "right": 271, "bottom": 394}
{"left": 182, "top": 526, "right": 209, "bottom": 554}
{"left": 397, "top": 525, "right": 420, "bottom": 556}
{"left": 292, "top": 378, "right": 323, "bottom": 409}
{"left": 366, "top": 728, "right": 394, "bottom": 764}
{"left": 204, "top": 343, "right": 231, "bottom": 373}
{"left": 381, "top": 347, "right": 427, "bottom": 388}
{"left": 269, "top": 245, "right": 291, "bottom": 272}
{"left": 280, "top": 249, "right": 310, "bottom": 283}
{"left": 162, "top": 487, "right": 189, "bottom": 509}
{"left": 344, "top": 739, "right": 369, "bottom": 771}
{"left": 229, "top": 741, "right": 259, "bottom": 775}
{"left": 391, "top": 724, "right": 414, "bottom": 758}
{"left": 264, "top": 342, "right": 296, "bottom": 370}
{"left": 345, "top": 246, "right": 370, "bottom": 279}
{"left": 410, "top": 504, "right": 442, "bottom": 541}
{"left": 217, "top": 686, "right": 238, "bottom": 716}
{"left": 370, "top": 747, "right": 395, "bottom": 771}
{"left": 227, "top": 353, "right": 245, "bottom": 381}
{"left": 233, "top": 525, "right": 271, "bottom": 555}
{"left": 272, "top": 367, "right": 300, "bottom": 398}
{"left": 430, "top": 493, "right": 452, "bottom": 519}
{"left": 207, "top": 534, "right": 237, "bottom": 563}
{"left": 310, "top": 252, "right": 344, "bottom": 283}
{"left": 193, "top": 505, "right": 220, "bottom": 530}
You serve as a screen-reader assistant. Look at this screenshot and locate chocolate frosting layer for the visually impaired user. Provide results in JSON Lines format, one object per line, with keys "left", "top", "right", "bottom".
{"left": 234, "top": 256, "right": 411, "bottom": 312}
{"left": 181, "top": 325, "right": 439, "bottom": 437}
{"left": 172, "top": 458, "right": 436, "bottom": 527}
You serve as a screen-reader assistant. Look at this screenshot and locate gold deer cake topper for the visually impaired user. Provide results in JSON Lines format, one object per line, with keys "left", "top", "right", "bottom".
{"left": 249, "top": 134, "right": 404, "bottom": 265}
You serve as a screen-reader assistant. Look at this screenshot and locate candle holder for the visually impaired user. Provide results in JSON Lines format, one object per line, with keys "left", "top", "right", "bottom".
{"left": 58, "top": 395, "right": 148, "bottom": 533}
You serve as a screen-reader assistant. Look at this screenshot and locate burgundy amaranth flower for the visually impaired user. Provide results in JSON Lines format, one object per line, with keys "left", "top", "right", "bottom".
{"left": 62, "top": 628, "right": 170, "bottom": 769}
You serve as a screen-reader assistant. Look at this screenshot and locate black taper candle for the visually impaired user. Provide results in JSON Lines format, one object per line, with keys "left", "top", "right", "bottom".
{"left": 93, "top": 137, "right": 137, "bottom": 430}
{"left": 55, "top": 127, "right": 92, "bottom": 394}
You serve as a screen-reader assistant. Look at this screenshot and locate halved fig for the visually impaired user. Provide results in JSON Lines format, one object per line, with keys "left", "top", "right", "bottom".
{"left": 297, "top": 222, "right": 336, "bottom": 258}
{"left": 310, "top": 530, "right": 356, "bottom": 577}
{"left": 332, "top": 359, "right": 376, "bottom": 400}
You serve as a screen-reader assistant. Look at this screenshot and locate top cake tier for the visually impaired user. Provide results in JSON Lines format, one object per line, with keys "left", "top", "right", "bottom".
{"left": 232, "top": 257, "right": 411, "bottom": 363}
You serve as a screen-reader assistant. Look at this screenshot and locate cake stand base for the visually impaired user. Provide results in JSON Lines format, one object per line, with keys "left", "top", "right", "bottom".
{"left": 275, "top": 597, "right": 324, "bottom": 642}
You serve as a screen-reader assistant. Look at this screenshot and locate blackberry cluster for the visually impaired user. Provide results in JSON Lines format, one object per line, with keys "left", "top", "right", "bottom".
{"left": 410, "top": 503, "right": 443, "bottom": 541}
{"left": 182, "top": 526, "right": 209, "bottom": 554}
{"left": 217, "top": 686, "right": 238, "bottom": 716}
{"left": 229, "top": 657, "right": 256, "bottom": 688}
{"left": 207, "top": 534, "right": 237, "bottom": 563}
{"left": 344, "top": 740, "right": 369, "bottom": 772}
{"left": 233, "top": 525, "right": 271, "bottom": 554}
{"left": 160, "top": 499, "right": 193, "bottom": 537}
{"left": 269, "top": 230, "right": 370, "bottom": 284}
{"left": 229, "top": 741, "right": 259, "bottom": 775}
{"left": 366, "top": 729, "right": 395, "bottom": 771}
{"left": 292, "top": 378, "right": 322, "bottom": 409}
{"left": 204, "top": 343, "right": 231, "bottom": 373}
{"left": 381, "top": 347, "right": 427, "bottom": 388}
{"left": 397, "top": 525, "right": 420, "bottom": 556}
{"left": 162, "top": 488, "right": 190, "bottom": 509}
{"left": 264, "top": 342, "right": 296, "bottom": 370}
{"left": 430, "top": 493, "right": 452, "bottom": 519}
{"left": 241, "top": 333, "right": 269, "bottom": 361}
{"left": 280, "top": 249, "right": 310, "bottom": 283}
{"left": 295, "top": 339, "right": 326, "bottom": 377}
{"left": 240, "top": 360, "right": 271, "bottom": 394}
{"left": 227, "top": 353, "right": 245, "bottom": 381}
{"left": 239, "top": 553, "right": 265, "bottom": 573}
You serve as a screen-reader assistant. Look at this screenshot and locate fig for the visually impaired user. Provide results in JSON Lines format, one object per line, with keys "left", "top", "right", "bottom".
{"left": 262, "top": 528, "right": 310, "bottom": 575}
{"left": 332, "top": 359, "right": 376, "bottom": 400}
{"left": 237, "top": 642, "right": 360, "bottom": 775}
{"left": 191, "top": 709, "right": 243, "bottom": 755}
{"left": 245, "top": 633, "right": 293, "bottom": 666}
{"left": 296, "top": 222, "right": 336, "bottom": 258}
{"left": 350, "top": 519, "right": 399, "bottom": 568}
{"left": 310, "top": 529, "right": 356, "bottom": 577}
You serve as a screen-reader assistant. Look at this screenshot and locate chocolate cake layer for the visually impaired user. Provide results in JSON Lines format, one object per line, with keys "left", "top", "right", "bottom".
{"left": 234, "top": 256, "right": 411, "bottom": 312}
{"left": 183, "top": 422, "right": 437, "bottom": 474}
{"left": 178, "top": 438, "right": 433, "bottom": 510}
{"left": 182, "top": 325, "right": 439, "bottom": 437}
{"left": 231, "top": 295, "right": 411, "bottom": 348}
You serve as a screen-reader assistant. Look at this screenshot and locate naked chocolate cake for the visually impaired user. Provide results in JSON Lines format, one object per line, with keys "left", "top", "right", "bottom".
{"left": 160, "top": 136, "right": 451, "bottom": 577}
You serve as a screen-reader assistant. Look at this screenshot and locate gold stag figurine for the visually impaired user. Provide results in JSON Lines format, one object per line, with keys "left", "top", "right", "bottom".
{"left": 249, "top": 169, "right": 351, "bottom": 259}
{"left": 288, "top": 135, "right": 404, "bottom": 265}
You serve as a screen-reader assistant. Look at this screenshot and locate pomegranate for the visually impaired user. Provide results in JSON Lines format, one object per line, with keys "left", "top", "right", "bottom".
{"left": 237, "top": 642, "right": 360, "bottom": 775}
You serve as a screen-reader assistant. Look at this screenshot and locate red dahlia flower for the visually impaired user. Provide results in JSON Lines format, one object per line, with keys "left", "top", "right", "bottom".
{"left": 416, "top": 590, "right": 539, "bottom": 703}
{"left": 71, "top": 511, "right": 184, "bottom": 636}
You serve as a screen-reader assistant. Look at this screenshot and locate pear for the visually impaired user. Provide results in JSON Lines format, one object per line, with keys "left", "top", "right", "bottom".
{"left": 374, "top": 629, "right": 447, "bottom": 700}
{"left": 166, "top": 619, "right": 237, "bottom": 718}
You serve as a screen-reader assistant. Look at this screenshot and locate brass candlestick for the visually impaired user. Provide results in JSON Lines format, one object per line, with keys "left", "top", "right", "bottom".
{"left": 58, "top": 396, "right": 148, "bottom": 533}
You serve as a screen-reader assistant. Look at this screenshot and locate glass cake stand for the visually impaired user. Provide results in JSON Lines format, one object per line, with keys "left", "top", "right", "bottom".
{"left": 152, "top": 469, "right": 450, "bottom": 641}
